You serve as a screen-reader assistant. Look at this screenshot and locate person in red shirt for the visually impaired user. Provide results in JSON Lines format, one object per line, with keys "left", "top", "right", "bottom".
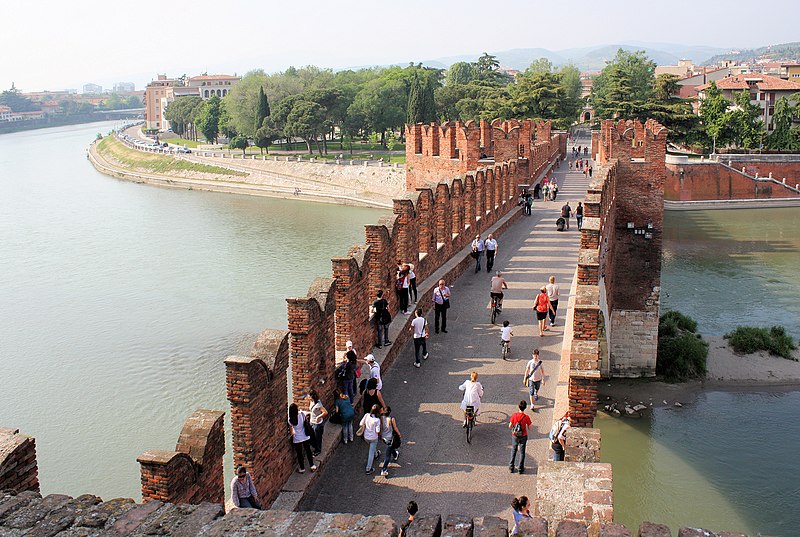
{"left": 508, "top": 400, "right": 533, "bottom": 474}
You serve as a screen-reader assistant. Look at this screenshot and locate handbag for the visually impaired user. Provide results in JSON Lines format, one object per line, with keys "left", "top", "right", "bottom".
{"left": 302, "top": 414, "right": 315, "bottom": 442}
{"left": 329, "top": 407, "right": 342, "bottom": 425}
{"left": 443, "top": 297, "right": 451, "bottom": 309}
{"left": 390, "top": 434, "right": 402, "bottom": 450}
{"left": 356, "top": 415, "right": 367, "bottom": 437}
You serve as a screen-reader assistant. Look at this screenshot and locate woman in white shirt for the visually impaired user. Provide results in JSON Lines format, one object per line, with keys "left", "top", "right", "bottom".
{"left": 360, "top": 403, "right": 382, "bottom": 474}
{"left": 288, "top": 403, "right": 316, "bottom": 473}
{"left": 459, "top": 371, "right": 484, "bottom": 426}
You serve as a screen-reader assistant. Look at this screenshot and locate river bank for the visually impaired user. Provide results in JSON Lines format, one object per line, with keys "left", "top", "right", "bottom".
{"left": 88, "top": 135, "right": 402, "bottom": 208}
{"left": 599, "top": 336, "right": 800, "bottom": 410}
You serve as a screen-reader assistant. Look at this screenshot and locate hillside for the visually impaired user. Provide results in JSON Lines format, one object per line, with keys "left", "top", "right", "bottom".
{"left": 703, "top": 42, "right": 800, "bottom": 65}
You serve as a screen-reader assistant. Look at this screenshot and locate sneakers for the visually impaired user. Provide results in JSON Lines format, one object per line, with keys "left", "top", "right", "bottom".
{"left": 519, "top": 468, "right": 525, "bottom": 474}
{"left": 509, "top": 466, "right": 515, "bottom": 473}
{"left": 375, "top": 345, "right": 382, "bottom": 349}
{"left": 380, "top": 470, "right": 389, "bottom": 477}
{"left": 534, "top": 393, "right": 539, "bottom": 402}
{"left": 442, "top": 329, "right": 448, "bottom": 333}
{"left": 393, "top": 450, "right": 400, "bottom": 461}
{"left": 365, "top": 468, "right": 374, "bottom": 475}
{"left": 414, "top": 362, "right": 421, "bottom": 368}
{"left": 462, "top": 420, "right": 468, "bottom": 428}
{"left": 423, "top": 353, "right": 429, "bottom": 360}
{"left": 384, "top": 341, "right": 392, "bottom": 345}
{"left": 298, "top": 468, "right": 306, "bottom": 474}
{"left": 375, "top": 450, "right": 381, "bottom": 460}
{"left": 310, "top": 465, "right": 317, "bottom": 472}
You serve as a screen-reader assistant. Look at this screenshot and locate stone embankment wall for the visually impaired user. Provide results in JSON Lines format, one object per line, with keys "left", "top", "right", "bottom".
{"left": 665, "top": 154, "right": 800, "bottom": 201}
{"left": 132, "top": 120, "right": 564, "bottom": 507}
{"left": 0, "top": 428, "right": 39, "bottom": 494}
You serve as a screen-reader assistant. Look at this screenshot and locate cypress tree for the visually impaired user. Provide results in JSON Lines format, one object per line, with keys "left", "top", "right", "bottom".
{"left": 421, "top": 74, "right": 437, "bottom": 123}
{"left": 407, "top": 74, "right": 423, "bottom": 125}
{"left": 255, "top": 86, "right": 269, "bottom": 133}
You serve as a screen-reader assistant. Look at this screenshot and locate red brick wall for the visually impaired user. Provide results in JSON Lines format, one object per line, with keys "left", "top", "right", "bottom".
{"left": 0, "top": 428, "right": 39, "bottom": 494}
{"left": 665, "top": 162, "right": 800, "bottom": 201}
{"left": 225, "top": 330, "right": 293, "bottom": 508}
{"left": 138, "top": 410, "right": 225, "bottom": 504}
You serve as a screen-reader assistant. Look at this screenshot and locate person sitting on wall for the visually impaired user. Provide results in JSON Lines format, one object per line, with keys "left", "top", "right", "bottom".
{"left": 231, "top": 465, "right": 262, "bottom": 509}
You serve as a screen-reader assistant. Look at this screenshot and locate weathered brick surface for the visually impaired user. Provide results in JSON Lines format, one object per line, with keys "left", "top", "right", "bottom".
{"left": 535, "top": 462, "right": 613, "bottom": 537}
{"left": 601, "top": 523, "right": 632, "bottom": 537}
{"left": 0, "top": 428, "right": 39, "bottom": 494}
{"left": 565, "top": 427, "right": 602, "bottom": 463}
{"left": 637, "top": 521, "right": 672, "bottom": 537}
{"left": 665, "top": 160, "right": 800, "bottom": 201}
{"left": 557, "top": 520, "right": 589, "bottom": 537}
{"left": 678, "top": 528, "right": 718, "bottom": 537}
{"left": 473, "top": 515, "right": 508, "bottom": 536}
{"left": 138, "top": 409, "right": 225, "bottom": 504}
{"left": 443, "top": 514, "right": 473, "bottom": 537}
{"left": 407, "top": 513, "right": 442, "bottom": 536}
{"left": 517, "top": 517, "right": 548, "bottom": 537}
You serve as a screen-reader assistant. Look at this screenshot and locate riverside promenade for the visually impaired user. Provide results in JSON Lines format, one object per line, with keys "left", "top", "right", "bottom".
{"left": 300, "top": 138, "right": 592, "bottom": 523}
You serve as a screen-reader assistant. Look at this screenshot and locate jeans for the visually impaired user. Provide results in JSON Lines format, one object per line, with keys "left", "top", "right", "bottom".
{"left": 576, "top": 215, "right": 583, "bottom": 229}
{"left": 238, "top": 496, "right": 262, "bottom": 509}
{"left": 474, "top": 251, "right": 483, "bottom": 272}
{"left": 312, "top": 422, "right": 325, "bottom": 454}
{"left": 397, "top": 288, "right": 409, "bottom": 313}
{"left": 366, "top": 439, "right": 379, "bottom": 470}
{"left": 510, "top": 435, "right": 528, "bottom": 471}
{"left": 486, "top": 250, "right": 495, "bottom": 272}
{"left": 376, "top": 322, "right": 389, "bottom": 346}
{"left": 409, "top": 277, "right": 417, "bottom": 302}
{"left": 293, "top": 439, "right": 314, "bottom": 470}
{"left": 413, "top": 337, "right": 427, "bottom": 364}
{"left": 549, "top": 300, "right": 559, "bottom": 324}
{"left": 434, "top": 303, "right": 447, "bottom": 332}
{"left": 382, "top": 440, "right": 397, "bottom": 471}
{"left": 341, "top": 418, "right": 353, "bottom": 442}
{"left": 341, "top": 379, "right": 355, "bottom": 404}
{"left": 553, "top": 443, "right": 565, "bottom": 461}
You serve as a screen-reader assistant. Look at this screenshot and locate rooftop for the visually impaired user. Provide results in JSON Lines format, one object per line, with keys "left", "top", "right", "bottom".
{"left": 698, "top": 73, "right": 800, "bottom": 92}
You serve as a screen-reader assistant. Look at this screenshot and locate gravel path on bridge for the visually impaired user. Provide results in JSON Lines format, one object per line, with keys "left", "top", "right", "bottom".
{"left": 300, "top": 138, "right": 592, "bottom": 523}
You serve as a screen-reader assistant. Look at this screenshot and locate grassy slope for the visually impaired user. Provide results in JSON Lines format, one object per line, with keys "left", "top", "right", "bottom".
{"left": 97, "top": 137, "right": 246, "bottom": 177}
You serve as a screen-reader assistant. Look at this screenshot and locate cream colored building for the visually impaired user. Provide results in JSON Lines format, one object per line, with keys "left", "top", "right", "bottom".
{"left": 187, "top": 74, "right": 240, "bottom": 99}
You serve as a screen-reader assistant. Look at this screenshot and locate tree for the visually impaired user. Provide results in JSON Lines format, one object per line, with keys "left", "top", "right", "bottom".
{"left": 254, "top": 86, "right": 270, "bottom": 134}
{"left": 421, "top": 72, "right": 438, "bottom": 123}
{"left": 0, "top": 85, "right": 39, "bottom": 112}
{"left": 195, "top": 95, "right": 221, "bottom": 143}
{"left": 218, "top": 101, "right": 236, "bottom": 140}
{"left": 229, "top": 134, "right": 249, "bottom": 155}
{"left": 445, "top": 62, "right": 476, "bottom": 86}
{"left": 727, "top": 90, "right": 765, "bottom": 150}
{"left": 475, "top": 53, "right": 511, "bottom": 86}
{"left": 592, "top": 49, "right": 656, "bottom": 119}
{"left": 766, "top": 96, "right": 800, "bottom": 150}
{"left": 645, "top": 74, "right": 702, "bottom": 147}
{"left": 699, "top": 81, "right": 730, "bottom": 152}
{"left": 253, "top": 122, "right": 279, "bottom": 154}
{"left": 348, "top": 77, "right": 406, "bottom": 147}
{"left": 407, "top": 73, "right": 424, "bottom": 124}
{"left": 224, "top": 70, "right": 269, "bottom": 137}
{"left": 527, "top": 58, "right": 554, "bottom": 74}
{"left": 285, "top": 99, "right": 328, "bottom": 154}
{"left": 163, "top": 96, "right": 203, "bottom": 138}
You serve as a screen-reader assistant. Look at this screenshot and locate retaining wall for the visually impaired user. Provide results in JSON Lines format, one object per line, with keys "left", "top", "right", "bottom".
{"left": 0, "top": 428, "right": 39, "bottom": 494}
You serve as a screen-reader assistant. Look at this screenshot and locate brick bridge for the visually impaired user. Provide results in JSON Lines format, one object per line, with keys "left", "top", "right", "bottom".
{"left": 2, "top": 119, "right": 773, "bottom": 536}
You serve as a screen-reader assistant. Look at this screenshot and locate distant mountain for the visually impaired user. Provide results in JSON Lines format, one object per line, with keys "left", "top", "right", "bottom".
{"left": 421, "top": 42, "right": 731, "bottom": 72}
{"left": 703, "top": 42, "right": 800, "bottom": 66}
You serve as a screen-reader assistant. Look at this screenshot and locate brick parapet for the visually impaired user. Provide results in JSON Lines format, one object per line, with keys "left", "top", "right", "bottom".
{"left": 138, "top": 409, "right": 225, "bottom": 504}
{"left": 0, "top": 428, "right": 39, "bottom": 494}
{"left": 565, "top": 427, "right": 602, "bottom": 463}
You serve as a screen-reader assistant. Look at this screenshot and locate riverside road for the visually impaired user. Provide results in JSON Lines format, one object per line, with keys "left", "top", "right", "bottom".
{"left": 300, "top": 138, "right": 591, "bottom": 522}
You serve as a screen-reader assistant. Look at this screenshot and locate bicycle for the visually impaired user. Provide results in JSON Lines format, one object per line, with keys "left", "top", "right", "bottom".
{"left": 464, "top": 405, "right": 476, "bottom": 444}
{"left": 500, "top": 339, "right": 510, "bottom": 361}
{"left": 490, "top": 294, "right": 502, "bottom": 324}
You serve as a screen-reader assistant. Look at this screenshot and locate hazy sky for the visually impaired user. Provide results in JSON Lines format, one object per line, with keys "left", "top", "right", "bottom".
{"left": 3, "top": 0, "right": 798, "bottom": 92}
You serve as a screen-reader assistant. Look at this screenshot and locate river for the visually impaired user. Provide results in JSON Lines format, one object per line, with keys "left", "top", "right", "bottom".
{"left": 0, "top": 121, "right": 386, "bottom": 500}
{"left": 600, "top": 208, "right": 800, "bottom": 537}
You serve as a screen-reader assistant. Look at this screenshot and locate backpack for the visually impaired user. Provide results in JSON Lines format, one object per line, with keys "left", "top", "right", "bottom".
{"left": 335, "top": 362, "right": 348, "bottom": 379}
{"left": 512, "top": 417, "right": 526, "bottom": 438}
{"left": 561, "top": 205, "right": 570, "bottom": 217}
{"left": 395, "top": 277, "right": 404, "bottom": 291}
{"left": 548, "top": 419, "right": 565, "bottom": 442}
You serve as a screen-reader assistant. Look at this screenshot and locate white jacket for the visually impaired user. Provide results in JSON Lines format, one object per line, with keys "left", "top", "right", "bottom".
{"left": 459, "top": 380, "right": 484, "bottom": 412}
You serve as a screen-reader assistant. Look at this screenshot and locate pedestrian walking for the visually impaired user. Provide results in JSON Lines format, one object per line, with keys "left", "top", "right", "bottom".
{"left": 546, "top": 276, "right": 560, "bottom": 327}
{"left": 410, "top": 308, "right": 429, "bottom": 368}
{"left": 372, "top": 290, "right": 391, "bottom": 349}
{"left": 534, "top": 286, "right": 555, "bottom": 337}
{"left": 575, "top": 202, "right": 584, "bottom": 230}
{"left": 362, "top": 377, "right": 385, "bottom": 414}
{"left": 231, "top": 465, "right": 262, "bottom": 509}
{"left": 508, "top": 400, "right": 532, "bottom": 474}
{"left": 588, "top": 166, "right": 593, "bottom": 178}
{"left": 551, "top": 182, "right": 558, "bottom": 201}
{"left": 485, "top": 234, "right": 498, "bottom": 272}
{"left": 307, "top": 390, "right": 328, "bottom": 457}
{"left": 549, "top": 413, "right": 571, "bottom": 461}
{"left": 510, "top": 495, "right": 532, "bottom": 535}
{"left": 560, "top": 202, "right": 571, "bottom": 230}
{"left": 524, "top": 191, "right": 533, "bottom": 215}
{"left": 288, "top": 403, "right": 316, "bottom": 473}
{"left": 360, "top": 404, "right": 382, "bottom": 474}
{"left": 433, "top": 279, "right": 451, "bottom": 333}
{"left": 471, "top": 235, "right": 485, "bottom": 272}
{"left": 366, "top": 354, "right": 382, "bottom": 390}
{"left": 380, "top": 406, "right": 402, "bottom": 477}
{"left": 335, "top": 391, "right": 355, "bottom": 444}
{"left": 523, "top": 350, "right": 545, "bottom": 411}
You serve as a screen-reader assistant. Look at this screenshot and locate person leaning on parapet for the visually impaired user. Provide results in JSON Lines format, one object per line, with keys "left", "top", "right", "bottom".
{"left": 549, "top": 412, "right": 571, "bottom": 462}
{"left": 485, "top": 234, "right": 498, "bottom": 272}
{"left": 471, "top": 234, "right": 485, "bottom": 272}
{"left": 231, "top": 465, "right": 261, "bottom": 509}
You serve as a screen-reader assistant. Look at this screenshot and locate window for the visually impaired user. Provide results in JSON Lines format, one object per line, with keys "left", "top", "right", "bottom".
{"left": 204, "top": 90, "right": 209, "bottom": 98}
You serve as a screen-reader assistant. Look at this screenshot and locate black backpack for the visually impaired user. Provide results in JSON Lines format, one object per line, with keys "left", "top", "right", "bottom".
{"left": 335, "top": 362, "right": 348, "bottom": 379}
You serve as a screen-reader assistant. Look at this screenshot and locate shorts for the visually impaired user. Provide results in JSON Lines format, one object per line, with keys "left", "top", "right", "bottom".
{"left": 536, "top": 310, "right": 548, "bottom": 321}
{"left": 528, "top": 380, "right": 541, "bottom": 396}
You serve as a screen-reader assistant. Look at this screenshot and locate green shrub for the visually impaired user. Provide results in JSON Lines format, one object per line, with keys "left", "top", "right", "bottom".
{"left": 724, "top": 325, "right": 797, "bottom": 360}
{"left": 657, "top": 310, "right": 708, "bottom": 382}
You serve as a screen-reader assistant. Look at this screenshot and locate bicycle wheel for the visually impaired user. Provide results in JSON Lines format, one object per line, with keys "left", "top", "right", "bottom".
{"left": 502, "top": 343, "right": 508, "bottom": 360}
{"left": 491, "top": 305, "right": 497, "bottom": 324}
{"left": 466, "top": 420, "right": 472, "bottom": 444}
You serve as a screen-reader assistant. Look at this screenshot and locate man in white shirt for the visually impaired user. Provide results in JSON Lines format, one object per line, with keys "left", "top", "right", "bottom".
{"left": 409, "top": 309, "right": 429, "bottom": 368}
{"left": 523, "top": 349, "right": 546, "bottom": 411}
{"left": 366, "top": 354, "right": 382, "bottom": 390}
{"left": 485, "top": 234, "right": 498, "bottom": 272}
{"left": 545, "top": 275, "right": 560, "bottom": 327}
{"left": 459, "top": 371, "right": 484, "bottom": 426}
{"left": 471, "top": 235, "right": 485, "bottom": 273}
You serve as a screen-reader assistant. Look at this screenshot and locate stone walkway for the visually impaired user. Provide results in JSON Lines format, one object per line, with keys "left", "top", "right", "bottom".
{"left": 300, "top": 137, "right": 592, "bottom": 524}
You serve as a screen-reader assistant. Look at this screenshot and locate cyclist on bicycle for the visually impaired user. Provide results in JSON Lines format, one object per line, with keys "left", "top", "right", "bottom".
{"left": 500, "top": 320, "right": 513, "bottom": 353}
{"left": 459, "top": 371, "right": 484, "bottom": 427}
{"left": 490, "top": 271, "right": 508, "bottom": 311}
